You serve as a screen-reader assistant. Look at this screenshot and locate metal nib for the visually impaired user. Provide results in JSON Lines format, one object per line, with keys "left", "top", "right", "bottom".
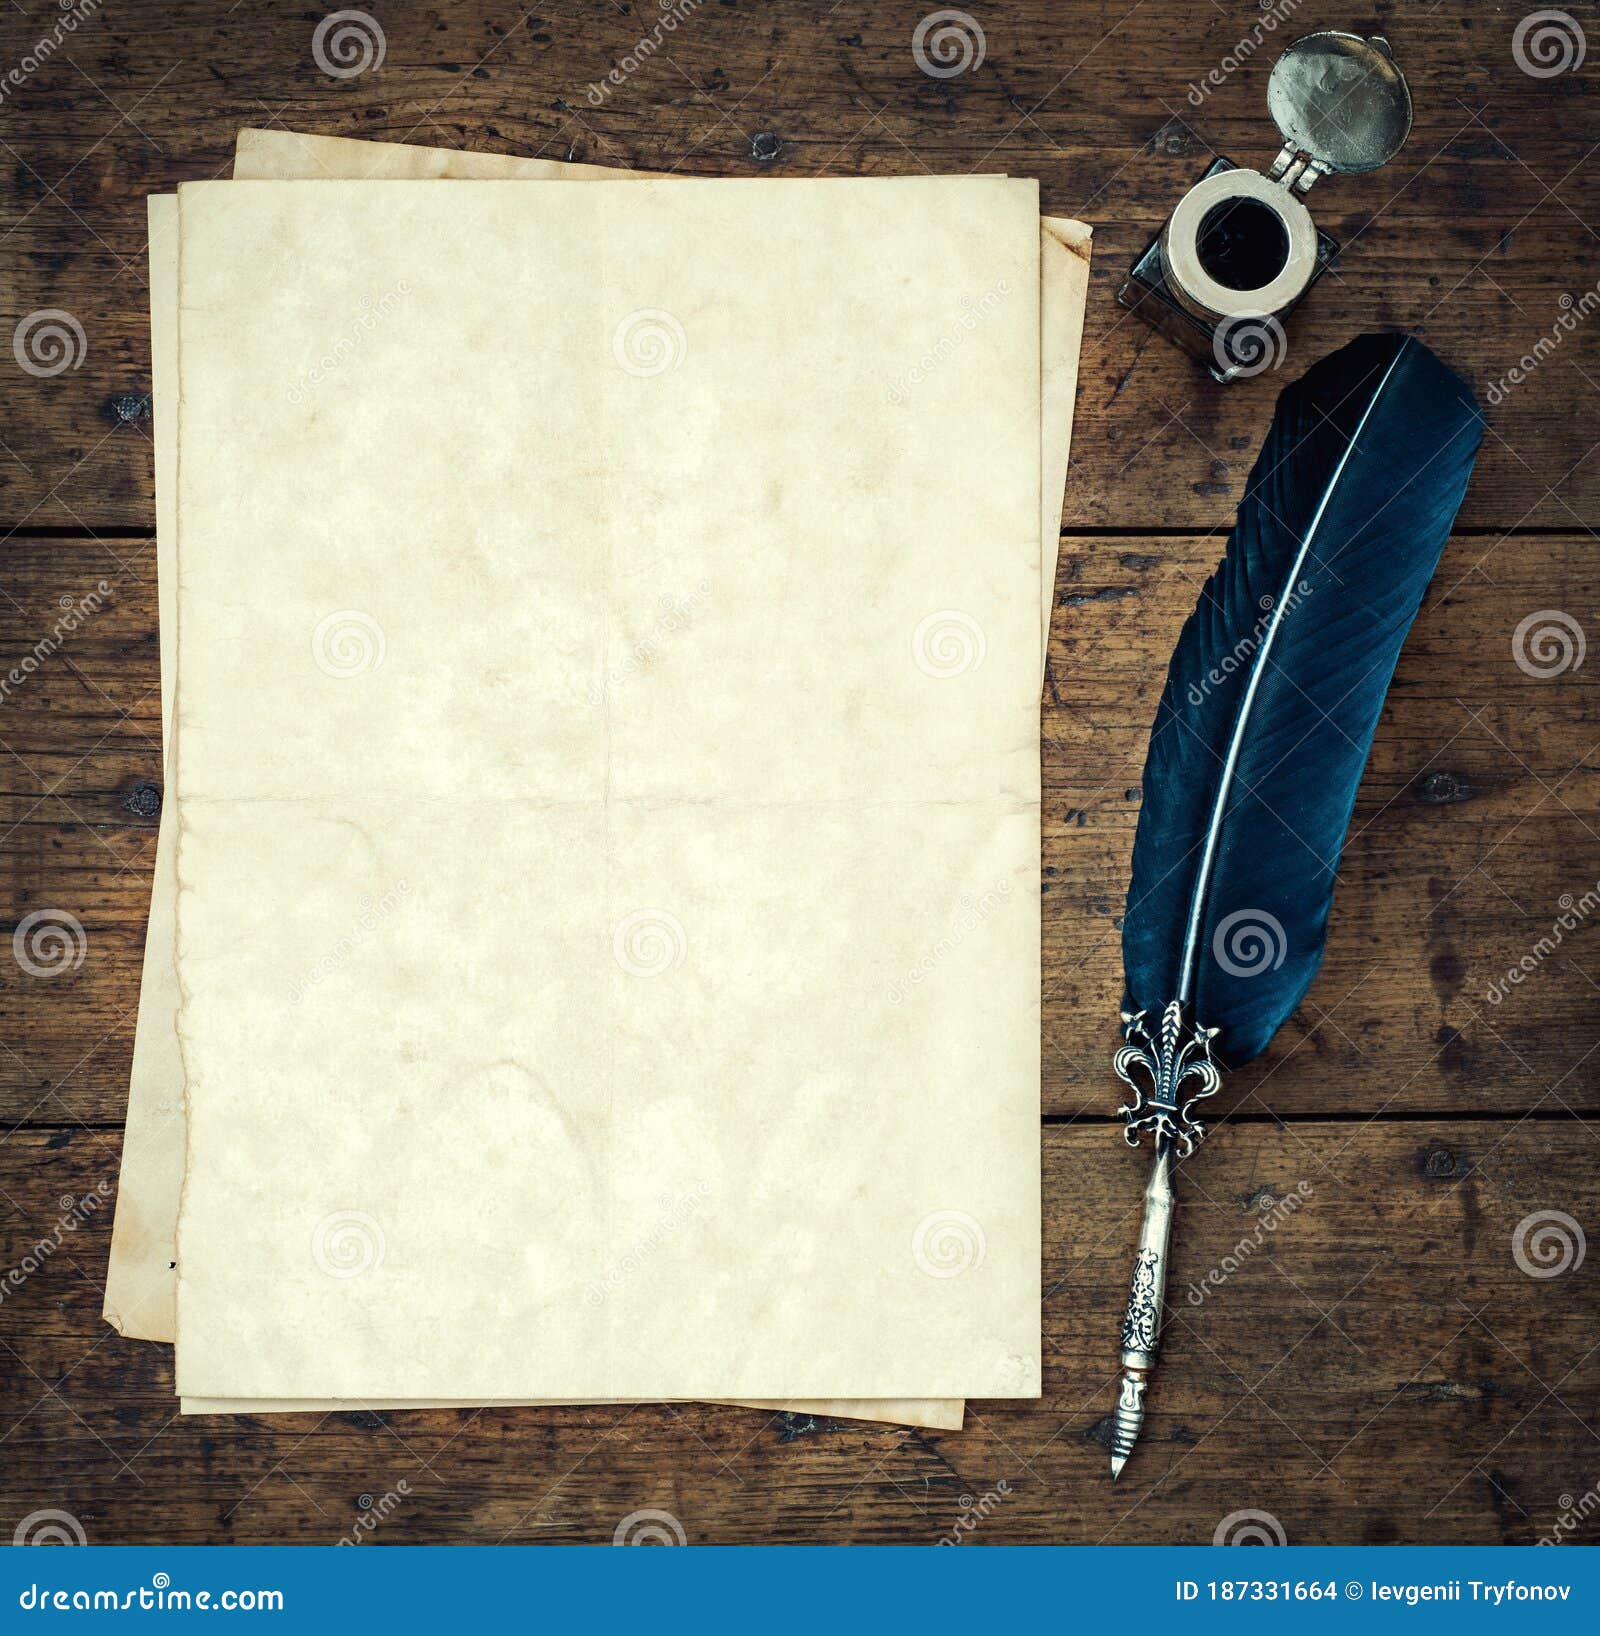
{"left": 1110, "top": 1453, "right": 1126, "bottom": 1481}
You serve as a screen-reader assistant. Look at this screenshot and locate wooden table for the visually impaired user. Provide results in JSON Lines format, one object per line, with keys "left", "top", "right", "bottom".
{"left": 1, "top": 0, "right": 1596, "bottom": 1546}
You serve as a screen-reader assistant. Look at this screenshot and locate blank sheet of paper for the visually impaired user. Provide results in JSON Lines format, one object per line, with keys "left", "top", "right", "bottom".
{"left": 172, "top": 177, "right": 1043, "bottom": 1401}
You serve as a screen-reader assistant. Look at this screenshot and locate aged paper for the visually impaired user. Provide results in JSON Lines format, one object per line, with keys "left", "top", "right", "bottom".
{"left": 108, "top": 200, "right": 968, "bottom": 1430}
{"left": 172, "top": 176, "right": 1043, "bottom": 1401}
{"left": 108, "top": 134, "right": 1088, "bottom": 1424}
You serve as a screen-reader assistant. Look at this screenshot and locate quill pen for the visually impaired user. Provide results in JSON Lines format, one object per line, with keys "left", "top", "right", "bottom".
{"left": 1107, "top": 333, "right": 1483, "bottom": 1476}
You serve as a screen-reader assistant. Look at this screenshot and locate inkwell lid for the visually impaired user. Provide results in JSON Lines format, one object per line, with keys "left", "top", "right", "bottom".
{"left": 1266, "top": 32, "right": 1412, "bottom": 189}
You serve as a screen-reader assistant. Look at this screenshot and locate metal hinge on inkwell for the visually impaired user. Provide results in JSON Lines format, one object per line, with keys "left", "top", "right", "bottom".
{"left": 1117, "top": 31, "right": 1413, "bottom": 382}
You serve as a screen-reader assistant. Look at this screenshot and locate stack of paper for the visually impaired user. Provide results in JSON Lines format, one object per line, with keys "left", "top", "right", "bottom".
{"left": 103, "top": 131, "right": 1090, "bottom": 1430}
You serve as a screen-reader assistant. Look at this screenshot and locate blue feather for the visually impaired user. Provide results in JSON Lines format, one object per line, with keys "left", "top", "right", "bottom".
{"left": 1121, "top": 332, "right": 1483, "bottom": 1069}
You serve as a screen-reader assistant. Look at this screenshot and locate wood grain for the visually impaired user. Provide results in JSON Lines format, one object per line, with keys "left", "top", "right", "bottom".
{"left": 1, "top": 0, "right": 1596, "bottom": 1548}
{"left": 0, "top": 1, "right": 1597, "bottom": 530}
{"left": 2, "top": 534, "right": 1594, "bottom": 1123}
{"left": 1, "top": 1121, "right": 1595, "bottom": 1544}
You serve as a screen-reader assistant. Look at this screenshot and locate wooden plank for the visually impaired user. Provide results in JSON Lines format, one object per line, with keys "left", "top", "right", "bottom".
{"left": 4, "top": 533, "right": 1594, "bottom": 1122}
{"left": 0, "top": 1, "right": 1597, "bottom": 529}
{"left": 0, "top": 1121, "right": 1594, "bottom": 1544}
